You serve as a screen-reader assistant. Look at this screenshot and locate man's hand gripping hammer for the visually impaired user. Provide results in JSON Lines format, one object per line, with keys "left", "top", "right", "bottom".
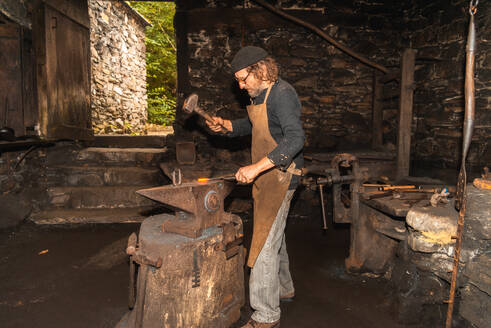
{"left": 183, "top": 94, "right": 228, "bottom": 132}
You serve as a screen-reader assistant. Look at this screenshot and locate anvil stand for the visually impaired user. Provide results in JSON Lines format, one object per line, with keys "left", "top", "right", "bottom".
{"left": 116, "top": 179, "right": 245, "bottom": 328}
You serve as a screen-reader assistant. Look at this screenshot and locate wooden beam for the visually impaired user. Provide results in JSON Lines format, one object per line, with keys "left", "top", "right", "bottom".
{"left": 371, "top": 71, "right": 383, "bottom": 149}
{"left": 396, "top": 49, "right": 417, "bottom": 180}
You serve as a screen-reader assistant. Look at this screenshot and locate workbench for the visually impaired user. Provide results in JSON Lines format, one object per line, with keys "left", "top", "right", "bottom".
{"left": 345, "top": 184, "right": 446, "bottom": 274}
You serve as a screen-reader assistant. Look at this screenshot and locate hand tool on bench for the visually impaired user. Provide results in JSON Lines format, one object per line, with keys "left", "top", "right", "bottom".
{"left": 363, "top": 190, "right": 394, "bottom": 200}
{"left": 378, "top": 185, "right": 416, "bottom": 191}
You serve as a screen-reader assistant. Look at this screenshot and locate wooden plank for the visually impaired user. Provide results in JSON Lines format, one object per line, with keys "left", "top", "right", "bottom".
{"left": 361, "top": 196, "right": 412, "bottom": 217}
{"left": 21, "top": 27, "right": 38, "bottom": 135}
{"left": 34, "top": 3, "right": 92, "bottom": 140}
{"left": 52, "top": 7, "right": 91, "bottom": 136}
{"left": 44, "top": 0, "right": 89, "bottom": 29}
{"left": 371, "top": 71, "right": 383, "bottom": 149}
{"left": 396, "top": 49, "right": 417, "bottom": 180}
{"left": 0, "top": 22, "right": 19, "bottom": 37}
{"left": 33, "top": 2, "right": 49, "bottom": 138}
{"left": 43, "top": 5, "right": 58, "bottom": 138}
{"left": 0, "top": 22, "right": 24, "bottom": 137}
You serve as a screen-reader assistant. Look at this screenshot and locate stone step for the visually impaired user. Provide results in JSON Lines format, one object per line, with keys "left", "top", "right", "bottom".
{"left": 46, "top": 145, "right": 170, "bottom": 166}
{"left": 45, "top": 165, "right": 166, "bottom": 187}
{"left": 29, "top": 206, "right": 166, "bottom": 225}
{"left": 76, "top": 147, "right": 169, "bottom": 165}
{"left": 47, "top": 186, "right": 160, "bottom": 209}
{"left": 84, "top": 135, "right": 168, "bottom": 148}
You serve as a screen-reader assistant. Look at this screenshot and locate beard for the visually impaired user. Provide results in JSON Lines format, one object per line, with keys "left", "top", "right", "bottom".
{"left": 246, "top": 87, "right": 261, "bottom": 98}
{"left": 246, "top": 83, "right": 268, "bottom": 98}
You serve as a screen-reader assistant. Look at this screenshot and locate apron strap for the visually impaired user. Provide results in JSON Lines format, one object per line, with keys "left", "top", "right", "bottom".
{"left": 263, "top": 82, "right": 274, "bottom": 103}
{"left": 250, "top": 82, "right": 276, "bottom": 105}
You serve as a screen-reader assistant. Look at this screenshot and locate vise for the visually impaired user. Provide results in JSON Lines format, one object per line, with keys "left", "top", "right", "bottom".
{"left": 302, "top": 153, "right": 367, "bottom": 229}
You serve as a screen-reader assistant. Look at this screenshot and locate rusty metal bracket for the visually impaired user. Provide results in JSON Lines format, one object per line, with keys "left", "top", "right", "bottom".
{"left": 126, "top": 232, "right": 163, "bottom": 310}
{"left": 215, "top": 215, "right": 244, "bottom": 259}
{"left": 172, "top": 168, "right": 182, "bottom": 186}
{"left": 127, "top": 233, "right": 137, "bottom": 309}
{"left": 318, "top": 183, "right": 328, "bottom": 230}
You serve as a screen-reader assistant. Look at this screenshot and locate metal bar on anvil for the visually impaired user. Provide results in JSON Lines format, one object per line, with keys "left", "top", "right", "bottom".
{"left": 197, "top": 174, "right": 236, "bottom": 182}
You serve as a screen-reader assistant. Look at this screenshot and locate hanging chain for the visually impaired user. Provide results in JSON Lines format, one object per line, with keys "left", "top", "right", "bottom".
{"left": 469, "top": 0, "right": 478, "bottom": 15}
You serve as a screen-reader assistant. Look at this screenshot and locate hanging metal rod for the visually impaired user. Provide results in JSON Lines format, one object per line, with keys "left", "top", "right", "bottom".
{"left": 445, "top": 1, "right": 478, "bottom": 327}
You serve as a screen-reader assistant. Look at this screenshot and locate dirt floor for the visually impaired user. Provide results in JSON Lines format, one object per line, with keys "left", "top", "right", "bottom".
{"left": 1, "top": 191, "right": 421, "bottom": 328}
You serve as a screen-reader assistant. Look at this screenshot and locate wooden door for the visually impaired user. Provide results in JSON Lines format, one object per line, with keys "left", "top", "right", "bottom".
{"left": 34, "top": 0, "right": 92, "bottom": 140}
{"left": 0, "top": 21, "right": 24, "bottom": 137}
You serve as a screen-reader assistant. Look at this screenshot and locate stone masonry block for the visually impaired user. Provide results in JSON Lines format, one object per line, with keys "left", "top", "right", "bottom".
{"left": 406, "top": 201, "right": 458, "bottom": 247}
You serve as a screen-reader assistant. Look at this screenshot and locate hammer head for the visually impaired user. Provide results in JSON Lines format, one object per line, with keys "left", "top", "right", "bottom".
{"left": 183, "top": 93, "right": 199, "bottom": 114}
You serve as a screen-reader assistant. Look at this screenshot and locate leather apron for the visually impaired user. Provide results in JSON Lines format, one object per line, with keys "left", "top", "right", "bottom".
{"left": 246, "top": 84, "right": 294, "bottom": 268}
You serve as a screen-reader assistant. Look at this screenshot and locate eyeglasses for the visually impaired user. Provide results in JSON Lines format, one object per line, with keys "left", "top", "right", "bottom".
{"left": 235, "top": 71, "right": 251, "bottom": 84}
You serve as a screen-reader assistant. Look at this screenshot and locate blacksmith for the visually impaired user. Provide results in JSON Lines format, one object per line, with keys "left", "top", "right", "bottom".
{"left": 206, "top": 46, "right": 305, "bottom": 328}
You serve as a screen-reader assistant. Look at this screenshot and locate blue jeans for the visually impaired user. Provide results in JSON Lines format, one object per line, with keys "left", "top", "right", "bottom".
{"left": 250, "top": 189, "right": 295, "bottom": 323}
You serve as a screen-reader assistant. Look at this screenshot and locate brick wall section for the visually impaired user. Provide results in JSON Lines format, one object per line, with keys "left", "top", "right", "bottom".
{"left": 401, "top": 0, "right": 490, "bottom": 172}
{"left": 88, "top": 0, "right": 148, "bottom": 134}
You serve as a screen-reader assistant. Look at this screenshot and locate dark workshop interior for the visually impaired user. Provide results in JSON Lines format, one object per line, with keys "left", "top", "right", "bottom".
{"left": 0, "top": 0, "right": 490, "bottom": 327}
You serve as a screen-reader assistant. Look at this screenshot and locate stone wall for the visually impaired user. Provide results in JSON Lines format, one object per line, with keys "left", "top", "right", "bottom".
{"left": 174, "top": 0, "right": 405, "bottom": 165}
{"left": 401, "top": 0, "right": 490, "bottom": 174}
{"left": 89, "top": 0, "right": 149, "bottom": 135}
{"left": 174, "top": 0, "right": 490, "bottom": 176}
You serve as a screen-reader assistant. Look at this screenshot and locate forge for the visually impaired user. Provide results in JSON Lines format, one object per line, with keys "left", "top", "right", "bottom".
{"left": 116, "top": 179, "right": 245, "bottom": 328}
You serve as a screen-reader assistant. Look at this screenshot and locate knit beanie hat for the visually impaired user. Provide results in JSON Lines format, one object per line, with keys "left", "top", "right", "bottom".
{"left": 231, "top": 46, "right": 268, "bottom": 73}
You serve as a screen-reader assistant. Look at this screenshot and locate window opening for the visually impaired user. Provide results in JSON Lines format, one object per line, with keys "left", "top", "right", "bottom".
{"left": 90, "top": 1, "right": 176, "bottom": 136}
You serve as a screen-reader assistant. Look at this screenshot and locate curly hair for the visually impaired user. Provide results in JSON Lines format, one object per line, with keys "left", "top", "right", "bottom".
{"left": 247, "top": 56, "right": 279, "bottom": 83}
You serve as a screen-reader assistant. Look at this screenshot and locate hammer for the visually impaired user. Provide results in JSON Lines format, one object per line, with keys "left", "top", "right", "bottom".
{"left": 183, "top": 93, "right": 227, "bottom": 131}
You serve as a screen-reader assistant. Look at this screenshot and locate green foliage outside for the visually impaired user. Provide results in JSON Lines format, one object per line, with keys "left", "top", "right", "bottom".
{"left": 128, "top": 1, "right": 177, "bottom": 126}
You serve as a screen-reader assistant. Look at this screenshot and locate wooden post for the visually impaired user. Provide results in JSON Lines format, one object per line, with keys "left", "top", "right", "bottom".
{"left": 396, "top": 49, "right": 417, "bottom": 180}
{"left": 371, "top": 72, "right": 383, "bottom": 149}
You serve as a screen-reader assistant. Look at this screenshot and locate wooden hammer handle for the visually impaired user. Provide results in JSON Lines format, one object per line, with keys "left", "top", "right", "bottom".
{"left": 195, "top": 106, "right": 228, "bottom": 131}
{"left": 194, "top": 106, "right": 214, "bottom": 123}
